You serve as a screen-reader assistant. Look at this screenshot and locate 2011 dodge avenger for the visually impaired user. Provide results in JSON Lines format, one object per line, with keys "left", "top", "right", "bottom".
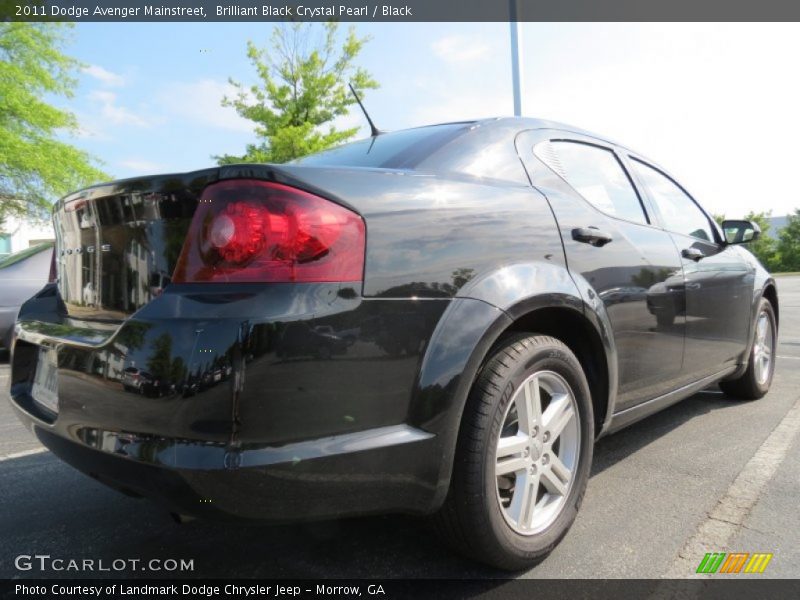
{"left": 8, "top": 118, "right": 778, "bottom": 570}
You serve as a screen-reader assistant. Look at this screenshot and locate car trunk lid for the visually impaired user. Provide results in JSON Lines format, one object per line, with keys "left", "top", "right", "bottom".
{"left": 53, "top": 169, "right": 218, "bottom": 321}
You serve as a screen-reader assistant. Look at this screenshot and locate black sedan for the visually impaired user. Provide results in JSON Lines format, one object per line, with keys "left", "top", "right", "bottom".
{"left": 8, "top": 118, "right": 777, "bottom": 570}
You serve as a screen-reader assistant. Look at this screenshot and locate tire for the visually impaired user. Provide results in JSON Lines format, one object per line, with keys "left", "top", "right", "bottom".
{"left": 434, "top": 334, "right": 594, "bottom": 571}
{"left": 720, "top": 298, "right": 777, "bottom": 400}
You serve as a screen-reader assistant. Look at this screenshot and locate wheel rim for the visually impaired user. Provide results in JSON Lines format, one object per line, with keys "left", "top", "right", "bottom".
{"left": 495, "top": 370, "right": 580, "bottom": 535}
{"left": 753, "top": 311, "right": 774, "bottom": 386}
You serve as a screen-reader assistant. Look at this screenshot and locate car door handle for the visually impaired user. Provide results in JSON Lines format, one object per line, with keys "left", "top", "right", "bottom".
{"left": 572, "top": 227, "right": 613, "bottom": 247}
{"left": 681, "top": 247, "right": 705, "bottom": 261}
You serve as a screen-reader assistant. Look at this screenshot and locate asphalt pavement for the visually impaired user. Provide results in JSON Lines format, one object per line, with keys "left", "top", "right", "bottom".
{"left": 1, "top": 277, "right": 799, "bottom": 580}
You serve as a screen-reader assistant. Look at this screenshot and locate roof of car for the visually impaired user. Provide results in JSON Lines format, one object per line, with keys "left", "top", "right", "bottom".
{"left": 379, "top": 116, "right": 622, "bottom": 147}
{"left": 479, "top": 116, "right": 628, "bottom": 148}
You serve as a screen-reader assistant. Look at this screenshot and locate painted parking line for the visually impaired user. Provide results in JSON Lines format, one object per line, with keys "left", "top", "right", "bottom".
{"left": 664, "top": 396, "right": 800, "bottom": 577}
{"left": 0, "top": 447, "right": 47, "bottom": 462}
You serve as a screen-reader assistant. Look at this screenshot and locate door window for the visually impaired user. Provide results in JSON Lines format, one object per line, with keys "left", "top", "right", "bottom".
{"left": 536, "top": 141, "right": 648, "bottom": 225}
{"left": 630, "top": 159, "right": 715, "bottom": 242}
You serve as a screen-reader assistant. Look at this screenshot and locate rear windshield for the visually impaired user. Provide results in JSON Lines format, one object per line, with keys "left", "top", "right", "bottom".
{"left": 292, "top": 123, "right": 471, "bottom": 169}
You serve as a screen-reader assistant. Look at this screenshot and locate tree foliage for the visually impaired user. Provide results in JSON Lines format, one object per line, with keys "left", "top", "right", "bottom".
{"left": 714, "top": 210, "right": 792, "bottom": 271}
{"left": 776, "top": 209, "right": 800, "bottom": 272}
{"left": 0, "top": 22, "right": 107, "bottom": 224}
{"left": 216, "top": 22, "right": 378, "bottom": 165}
{"left": 742, "top": 211, "right": 779, "bottom": 271}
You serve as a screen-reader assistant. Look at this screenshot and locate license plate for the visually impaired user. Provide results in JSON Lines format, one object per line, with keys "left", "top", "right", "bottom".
{"left": 31, "top": 347, "right": 59, "bottom": 414}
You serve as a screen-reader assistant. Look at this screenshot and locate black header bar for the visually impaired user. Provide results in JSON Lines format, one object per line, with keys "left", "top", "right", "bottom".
{"left": 4, "top": 0, "right": 800, "bottom": 22}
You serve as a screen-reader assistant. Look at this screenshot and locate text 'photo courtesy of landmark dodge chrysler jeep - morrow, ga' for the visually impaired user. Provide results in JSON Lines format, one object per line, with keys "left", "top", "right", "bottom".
{"left": 8, "top": 118, "right": 778, "bottom": 570}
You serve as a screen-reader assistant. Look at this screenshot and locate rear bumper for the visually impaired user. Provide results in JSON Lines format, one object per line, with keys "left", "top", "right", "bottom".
{"left": 8, "top": 282, "right": 449, "bottom": 520}
{"left": 14, "top": 413, "right": 436, "bottom": 521}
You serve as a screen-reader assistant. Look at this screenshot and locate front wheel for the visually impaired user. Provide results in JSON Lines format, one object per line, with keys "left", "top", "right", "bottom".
{"left": 434, "top": 334, "right": 594, "bottom": 571}
{"left": 720, "top": 299, "right": 777, "bottom": 400}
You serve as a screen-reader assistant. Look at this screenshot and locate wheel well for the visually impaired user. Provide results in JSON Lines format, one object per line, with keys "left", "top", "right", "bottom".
{"left": 763, "top": 284, "right": 779, "bottom": 326}
{"left": 497, "top": 307, "right": 610, "bottom": 434}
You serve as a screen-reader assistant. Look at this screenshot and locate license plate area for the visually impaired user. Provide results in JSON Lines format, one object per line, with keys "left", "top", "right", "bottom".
{"left": 31, "top": 347, "right": 59, "bottom": 415}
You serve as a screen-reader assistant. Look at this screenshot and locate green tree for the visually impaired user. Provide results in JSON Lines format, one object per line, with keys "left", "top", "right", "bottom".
{"left": 216, "top": 22, "right": 378, "bottom": 165}
{"left": 776, "top": 209, "right": 800, "bottom": 272}
{"left": 146, "top": 333, "right": 173, "bottom": 382}
{"left": 170, "top": 356, "right": 187, "bottom": 385}
{"left": 0, "top": 23, "right": 107, "bottom": 223}
{"left": 742, "top": 211, "right": 778, "bottom": 270}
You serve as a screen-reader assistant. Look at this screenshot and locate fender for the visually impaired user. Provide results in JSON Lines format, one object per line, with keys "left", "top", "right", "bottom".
{"left": 461, "top": 261, "right": 619, "bottom": 436}
{"left": 562, "top": 270, "right": 620, "bottom": 436}
{"left": 409, "top": 261, "right": 619, "bottom": 510}
{"left": 726, "top": 273, "right": 779, "bottom": 381}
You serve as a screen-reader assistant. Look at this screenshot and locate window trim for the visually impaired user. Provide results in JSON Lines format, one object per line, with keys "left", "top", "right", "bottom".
{"left": 626, "top": 156, "right": 723, "bottom": 245}
{"left": 535, "top": 138, "right": 653, "bottom": 227}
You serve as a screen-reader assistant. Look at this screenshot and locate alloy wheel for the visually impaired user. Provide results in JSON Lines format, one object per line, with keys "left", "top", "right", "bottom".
{"left": 495, "top": 370, "right": 580, "bottom": 535}
{"left": 753, "top": 310, "right": 774, "bottom": 386}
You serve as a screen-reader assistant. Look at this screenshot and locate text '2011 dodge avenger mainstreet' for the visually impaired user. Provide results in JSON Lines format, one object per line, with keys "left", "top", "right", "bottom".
{"left": 8, "top": 118, "right": 778, "bottom": 570}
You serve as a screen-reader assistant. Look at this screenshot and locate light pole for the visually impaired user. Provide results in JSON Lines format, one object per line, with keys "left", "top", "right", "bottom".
{"left": 509, "top": 0, "right": 523, "bottom": 117}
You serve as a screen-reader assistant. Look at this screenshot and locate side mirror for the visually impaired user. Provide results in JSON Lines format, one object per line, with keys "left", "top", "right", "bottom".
{"left": 721, "top": 220, "right": 761, "bottom": 244}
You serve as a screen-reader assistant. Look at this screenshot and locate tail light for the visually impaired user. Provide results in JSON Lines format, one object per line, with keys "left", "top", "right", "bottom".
{"left": 173, "top": 180, "right": 365, "bottom": 283}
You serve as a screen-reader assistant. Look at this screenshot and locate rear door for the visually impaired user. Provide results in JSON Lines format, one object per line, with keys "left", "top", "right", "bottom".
{"left": 517, "top": 130, "right": 685, "bottom": 411}
{"left": 626, "top": 157, "right": 753, "bottom": 380}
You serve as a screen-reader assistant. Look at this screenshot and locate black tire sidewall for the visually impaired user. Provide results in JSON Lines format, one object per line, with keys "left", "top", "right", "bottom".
{"left": 478, "top": 338, "right": 594, "bottom": 563}
{"left": 750, "top": 299, "right": 777, "bottom": 395}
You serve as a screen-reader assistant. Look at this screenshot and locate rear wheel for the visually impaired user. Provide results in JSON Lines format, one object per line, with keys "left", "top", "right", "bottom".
{"left": 720, "top": 299, "right": 777, "bottom": 400}
{"left": 434, "top": 334, "right": 594, "bottom": 571}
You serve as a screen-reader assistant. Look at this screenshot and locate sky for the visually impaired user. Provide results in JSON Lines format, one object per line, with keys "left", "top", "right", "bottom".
{"left": 57, "top": 22, "right": 800, "bottom": 218}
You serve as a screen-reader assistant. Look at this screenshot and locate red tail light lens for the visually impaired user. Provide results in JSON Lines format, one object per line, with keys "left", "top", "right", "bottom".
{"left": 173, "top": 180, "right": 365, "bottom": 283}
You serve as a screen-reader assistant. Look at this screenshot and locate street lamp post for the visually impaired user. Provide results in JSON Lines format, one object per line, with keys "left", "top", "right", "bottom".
{"left": 509, "top": 0, "right": 523, "bottom": 117}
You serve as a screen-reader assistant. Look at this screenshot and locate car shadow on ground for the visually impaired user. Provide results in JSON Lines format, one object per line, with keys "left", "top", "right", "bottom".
{"left": 0, "top": 387, "right": 738, "bottom": 580}
{"left": 590, "top": 387, "right": 738, "bottom": 476}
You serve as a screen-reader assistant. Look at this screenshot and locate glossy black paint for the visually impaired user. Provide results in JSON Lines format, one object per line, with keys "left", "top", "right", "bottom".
{"left": 517, "top": 129, "right": 686, "bottom": 411}
{"left": 9, "top": 117, "right": 777, "bottom": 522}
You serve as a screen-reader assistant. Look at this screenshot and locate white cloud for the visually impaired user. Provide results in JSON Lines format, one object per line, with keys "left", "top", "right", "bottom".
{"left": 118, "top": 159, "right": 165, "bottom": 173}
{"left": 515, "top": 23, "right": 800, "bottom": 217}
{"left": 87, "top": 90, "right": 152, "bottom": 128}
{"left": 432, "top": 35, "right": 491, "bottom": 63}
{"left": 156, "top": 79, "right": 253, "bottom": 133}
{"left": 82, "top": 64, "right": 126, "bottom": 87}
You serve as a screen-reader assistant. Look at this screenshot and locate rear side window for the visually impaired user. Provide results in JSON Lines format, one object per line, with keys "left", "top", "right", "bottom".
{"left": 629, "top": 159, "right": 715, "bottom": 242}
{"left": 536, "top": 141, "right": 648, "bottom": 225}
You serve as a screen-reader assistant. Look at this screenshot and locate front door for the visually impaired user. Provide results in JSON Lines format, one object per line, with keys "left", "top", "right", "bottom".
{"left": 626, "top": 157, "right": 753, "bottom": 380}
